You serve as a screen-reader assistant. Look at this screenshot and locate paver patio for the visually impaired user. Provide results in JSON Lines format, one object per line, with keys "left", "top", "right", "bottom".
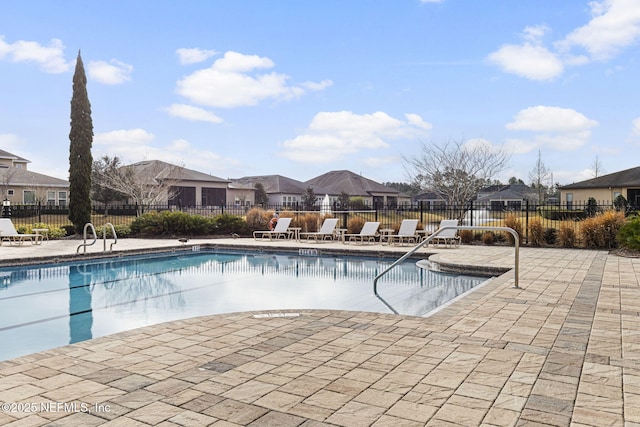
{"left": 0, "top": 238, "right": 638, "bottom": 426}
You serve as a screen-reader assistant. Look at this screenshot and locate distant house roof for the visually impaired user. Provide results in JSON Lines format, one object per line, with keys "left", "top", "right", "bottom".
{"left": 478, "top": 184, "right": 538, "bottom": 201}
{"left": 561, "top": 166, "right": 640, "bottom": 189}
{"left": 234, "top": 175, "right": 309, "bottom": 194}
{"left": 0, "top": 167, "right": 68, "bottom": 187}
{"left": 124, "top": 160, "right": 229, "bottom": 184}
{"left": 305, "top": 170, "right": 399, "bottom": 197}
{"left": 414, "top": 191, "right": 444, "bottom": 201}
{"left": 0, "top": 149, "right": 29, "bottom": 164}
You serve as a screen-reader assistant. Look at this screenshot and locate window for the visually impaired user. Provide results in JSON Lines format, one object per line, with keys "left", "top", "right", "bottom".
{"left": 566, "top": 193, "right": 573, "bottom": 210}
{"left": 58, "top": 191, "right": 67, "bottom": 207}
{"left": 23, "top": 190, "right": 36, "bottom": 205}
{"left": 47, "top": 191, "right": 56, "bottom": 206}
{"left": 7, "top": 189, "right": 13, "bottom": 196}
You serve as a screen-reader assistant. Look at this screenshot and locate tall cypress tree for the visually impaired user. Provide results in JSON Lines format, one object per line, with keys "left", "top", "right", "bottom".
{"left": 68, "top": 51, "right": 93, "bottom": 233}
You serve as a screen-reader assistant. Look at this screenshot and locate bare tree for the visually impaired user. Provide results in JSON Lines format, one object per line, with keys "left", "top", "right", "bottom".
{"left": 591, "top": 155, "right": 604, "bottom": 178}
{"left": 404, "top": 139, "right": 510, "bottom": 217}
{"left": 528, "top": 150, "right": 551, "bottom": 203}
{"left": 92, "top": 156, "right": 180, "bottom": 215}
{"left": 0, "top": 167, "right": 18, "bottom": 201}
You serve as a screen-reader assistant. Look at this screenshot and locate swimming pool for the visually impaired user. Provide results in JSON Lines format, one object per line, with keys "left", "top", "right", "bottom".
{"left": 0, "top": 249, "right": 488, "bottom": 361}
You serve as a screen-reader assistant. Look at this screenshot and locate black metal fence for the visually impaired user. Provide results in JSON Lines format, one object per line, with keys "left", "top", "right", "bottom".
{"left": 4, "top": 200, "right": 635, "bottom": 245}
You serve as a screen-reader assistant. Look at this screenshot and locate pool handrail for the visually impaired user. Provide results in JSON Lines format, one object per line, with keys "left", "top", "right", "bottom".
{"left": 373, "top": 225, "right": 520, "bottom": 314}
{"left": 77, "top": 223, "right": 98, "bottom": 254}
{"left": 103, "top": 222, "right": 118, "bottom": 252}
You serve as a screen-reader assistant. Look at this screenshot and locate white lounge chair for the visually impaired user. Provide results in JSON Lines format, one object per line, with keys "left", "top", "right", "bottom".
{"left": 300, "top": 218, "right": 339, "bottom": 242}
{"left": 253, "top": 217, "right": 293, "bottom": 240}
{"left": 344, "top": 221, "right": 380, "bottom": 244}
{"left": 430, "top": 219, "right": 461, "bottom": 247}
{"left": 388, "top": 219, "right": 419, "bottom": 246}
{"left": 0, "top": 218, "right": 43, "bottom": 245}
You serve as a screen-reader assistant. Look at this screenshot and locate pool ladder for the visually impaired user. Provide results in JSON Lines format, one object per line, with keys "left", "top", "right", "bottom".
{"left": 76, "top": 222, "right": 118, "bottom": 254}
{"left": 373, "top": 225, "right": 520, "bottom": 314}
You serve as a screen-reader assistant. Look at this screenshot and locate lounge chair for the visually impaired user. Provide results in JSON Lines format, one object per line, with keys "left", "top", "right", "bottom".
{"left": 388, "top": 219, "right": 419, "bottom": 246}
{"left": 0, "top": 218, "right": 43, "bottom": 245}
{"left": 253, "top": 217, "right": 293, "bottom": 241}
{"left": 430, "top": 219, "right": 461, "bottom": 247}
{"left": 343, "top": 221, "right": 380, "bottom": 244}
{"left": 300, "top": 218, "right": 339, "bottom": 242}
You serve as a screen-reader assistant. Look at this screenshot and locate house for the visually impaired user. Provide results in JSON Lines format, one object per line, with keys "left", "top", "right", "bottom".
{"left": 413, "top": 191, "right": 446, "bottom": 209}
{"left": 305, "top": 170, "right": 411, "bottom": 208}
{"left": 120, "top": 160, "right": 254, "bottom": 207}
{"left": 476, "top": 184, "right": 539, "bottom": 210}
{"left": 234, "top": 175, "right": 313, "bottom": 207}
{"left": 0, "top": 149, "right": 69, "bottom": 206}
{"left": 560, "top": 166, "right": 640, "bottom": 209}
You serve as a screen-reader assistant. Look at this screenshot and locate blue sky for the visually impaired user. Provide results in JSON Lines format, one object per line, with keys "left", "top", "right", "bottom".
{"left": 1, "top": 0, "right": 640, "bottom": 187}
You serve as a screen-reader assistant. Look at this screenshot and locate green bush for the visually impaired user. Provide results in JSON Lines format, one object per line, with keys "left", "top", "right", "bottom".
{"left": 95, "top": 224, "right": 131, "bottom": 238}
{"left": 130, "top": 211, "right": 215, "bottom": 236}
{"left": 18, "top": 223, "right": 67, "bottom": 239}
{"left": 617, "top": 216, "right": 640, "bottom": 250}
{"left": 213, "top": 213, "right": 251, "bottom": 235}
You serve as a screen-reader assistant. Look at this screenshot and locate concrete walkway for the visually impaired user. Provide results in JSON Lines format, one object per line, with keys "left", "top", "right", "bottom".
{"left": 0, "top": 238, "right": 638, "bottom": 426}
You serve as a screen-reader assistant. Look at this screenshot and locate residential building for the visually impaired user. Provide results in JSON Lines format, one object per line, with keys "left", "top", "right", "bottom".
{"left": 234, "top": 175, "right": 311, "bottom": 207}
{"left": 305, "top": 170, "right": 411, "bottom": 208}
{"left": 476, "top": 184, "right": 539, "bottom": 210}
{"left": 560, "top": 166, "right": 640, "bottom": 208}
{"left": 0, "top": 149, "right": 69, "bottom": 206}
{"left": 120, "top": 160, "right": 254, "bottom": 207}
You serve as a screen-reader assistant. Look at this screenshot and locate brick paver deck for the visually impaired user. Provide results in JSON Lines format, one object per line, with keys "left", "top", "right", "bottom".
{"left": 0, "top": 238, "right": 638, "bottom": 426}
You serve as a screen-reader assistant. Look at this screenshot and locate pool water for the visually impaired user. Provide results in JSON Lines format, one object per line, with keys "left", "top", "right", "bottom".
{"left": 0, "top": 250, "right": 488, "bottom": 361}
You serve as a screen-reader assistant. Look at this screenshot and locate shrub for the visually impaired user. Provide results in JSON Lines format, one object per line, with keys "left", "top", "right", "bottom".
{"left": 543, "top": 227, "right": 557, "bottom": 245}
{"left": 504, "top": 213, "right": 524, "bottom": 246}
{"left": 297, "top": 213, "right": 320, "bottom": 232}
{"left": 558, "top": 224, "right": 576, "bottom": 247}
{"left": 95, "top": 224, "right": 131, "bottom": 238}
{"left": 130, "top": 211, "right": 214, "bottom": 236}
{"left": 579, "top": 210, "right": 625, "bottom": 249}
{"left": 459, "top": 229, "right": 473, "bottom": 244}
{"left": 617, "top": 216, "right": 640, "bottom": 250}
{"left": 18, "top": 223, "right": 67, "bottom": 239}
{"left": 585, "top": 197, "right": 599, "bottom": 217}
{"left": 482, "top": 231, "right": 495, "bottom": 245}
{"left": 528, "top": 218, "right": 544, "bottom": 246}
{"left": 245, "top": 207, "right": 272, "bottom": 230}
{"left": 213, "top": 213, "right": 251, "bottom": 235}
{"left": 347, "top": 216, "right": 366, "bottom": 234}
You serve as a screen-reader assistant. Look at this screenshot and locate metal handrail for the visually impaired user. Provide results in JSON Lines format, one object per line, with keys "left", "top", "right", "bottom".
{"left": 76, "top": 223, "right": 98, "bottom": 254}
{"left": 103, "top": 222, "right": 118, "bottom": 252}
{"left": 373, "top": 225, "right": 521, "bottom": 313}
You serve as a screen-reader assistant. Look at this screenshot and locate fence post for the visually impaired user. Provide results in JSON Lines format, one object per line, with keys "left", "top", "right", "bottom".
{"left": 419, "top": 201, "right": 424, "bottom": 225}
{"left": 469, "top": 200, "right": 474, "bottom": 226}
{"left": 525, "top": 200, "right": 529, "bottom": 245}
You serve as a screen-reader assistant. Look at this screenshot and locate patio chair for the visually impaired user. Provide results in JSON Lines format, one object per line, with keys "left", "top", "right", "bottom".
{"left": 253, "top": 217, "right": 293, "bottom": 241}
{"left": 0, "top": 218, "right": 43, "bottom": 245}
{"left": 430, "top": 219, "right": 461, "bottom": 247}
{"left": 300, "top": 218, "right": 339, "bottom": 242}
{"left": 343, "top": 221, "right": 380, "bottom": 244}
{"left": 388, "top": 219, "right": 419, "bottom": 246}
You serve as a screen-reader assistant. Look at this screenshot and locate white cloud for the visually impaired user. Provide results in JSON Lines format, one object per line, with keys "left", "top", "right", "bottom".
{"left": 93, "top": 129, "right": 239, "bottom": 173}
{"left": 506, "top": 105, "right": 598, "bottom": 133}
{"left": 557, "top": 0, "right": 640, "bottom": 61}
{"left": 405, "top": 113, "right": 433, "bottom": 130}
{"left": 165, "top": 104, "right": 224, "bottom": 123}
{"left": 0, "top": 35, "right": 70, "bottom": 73}
{"left": 175, "top": 51, "right": 332, "bottom": 108}
{"left": 280, "top": 111, "right": 431, "bottom": 163}
{"left": 487, "top": 43, "right": 564, "bottom": 81}
{"left": 176, "top": 48, "right": 217, "bottom": 65}
{"left": 505, "top": 106, "right": 598, "bottom": 152}
{"left": 94, "top": 129, "right": 155, "bottom": 146}
{"left": 87, "top": 59, "right": 132, "bottom": 85}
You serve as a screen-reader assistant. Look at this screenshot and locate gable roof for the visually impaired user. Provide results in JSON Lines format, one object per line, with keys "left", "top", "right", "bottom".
{"left": 561, "top": 166, "right": 640, "bottom": 189}
{"left": 234, "top": 175, "right": 309, "bottom": 194}
{"left": 477, "top": 184, "right": 537, "bottom": 201}
{"left": 0, "top": 167, "right": 68, "bottom": 187}
{"left": 0, "top": 149, "right": 29, "bottom": 164}
{"left": 305, "top": 170, "right": 398, "bottom": 197}
{"left": 124, "top": 160, "right": 229, "bottom": 184}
